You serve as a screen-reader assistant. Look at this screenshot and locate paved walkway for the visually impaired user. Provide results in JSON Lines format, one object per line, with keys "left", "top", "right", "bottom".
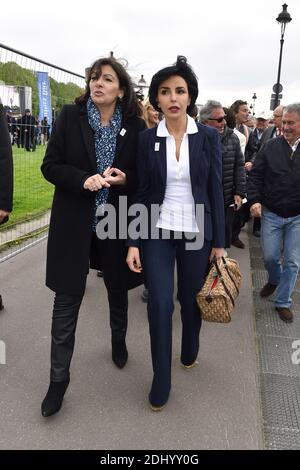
{"left": 1, "top": 230, "right": 262, "bottom": 450}
{"left": 249, "top": 234, "right": 300, "bottom": 450}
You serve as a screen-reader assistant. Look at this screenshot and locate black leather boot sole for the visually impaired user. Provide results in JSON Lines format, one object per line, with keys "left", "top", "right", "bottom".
{"left": 41, "top": 379, "right": 70, "bottom": 417}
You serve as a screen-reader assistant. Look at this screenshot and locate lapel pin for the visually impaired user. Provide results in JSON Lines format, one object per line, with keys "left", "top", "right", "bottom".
{"left": 155, "top": 142, "right": 160, "bottom": 151}
{"left": 120, "top": 128, "right": 126, "bottom": 136}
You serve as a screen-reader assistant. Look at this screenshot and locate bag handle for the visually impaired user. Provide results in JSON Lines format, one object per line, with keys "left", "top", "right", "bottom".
{"left": 212, "top": 257, "right": 239, "bottom": 295}
{"left": 222, "top": 258, "right": 240, "bottom": 295}
{"left": 210, "top": 257, "right": 237, "bottom": 308}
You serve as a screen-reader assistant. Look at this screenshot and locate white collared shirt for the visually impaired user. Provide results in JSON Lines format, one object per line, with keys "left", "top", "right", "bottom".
{"left": 287, "top": 137, "right": 300, "bottom": 152}
{"left": 156, "top": 115, "right": 199, "bottom": 232}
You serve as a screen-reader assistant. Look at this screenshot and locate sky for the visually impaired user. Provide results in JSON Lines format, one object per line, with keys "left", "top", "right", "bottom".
{"left": 1, "top": 0, "right": 300, "bottom": 115}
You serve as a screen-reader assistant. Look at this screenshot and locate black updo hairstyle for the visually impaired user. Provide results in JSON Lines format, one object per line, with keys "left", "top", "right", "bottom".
{"left": 148, "top": 56, "right": 198, "bottom": 115}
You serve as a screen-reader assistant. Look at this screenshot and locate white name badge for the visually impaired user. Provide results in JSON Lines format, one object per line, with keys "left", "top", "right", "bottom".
{"left": 120, "top": 128, "right": 126, "bottom": 136}
{"left": 155, "top": 142, "right": 160, "bottom": 152}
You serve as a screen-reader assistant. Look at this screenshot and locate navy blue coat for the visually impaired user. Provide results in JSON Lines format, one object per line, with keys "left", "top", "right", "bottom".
{"left": 129, "top": 122, "right": 225, "bottom": 248}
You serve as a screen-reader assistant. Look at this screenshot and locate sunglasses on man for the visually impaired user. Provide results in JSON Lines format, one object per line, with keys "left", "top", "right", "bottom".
{"left": 207, "top": 115, "right": 226, "bottom": 123}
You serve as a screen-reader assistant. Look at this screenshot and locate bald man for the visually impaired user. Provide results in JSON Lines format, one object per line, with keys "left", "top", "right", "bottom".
{"left": 260, "top": 105, "right": 284, "bottom": 146}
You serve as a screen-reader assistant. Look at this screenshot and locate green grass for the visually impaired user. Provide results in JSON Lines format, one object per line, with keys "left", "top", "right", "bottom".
{"left": 1, "top": 145, "right": 54, "bottom": 228}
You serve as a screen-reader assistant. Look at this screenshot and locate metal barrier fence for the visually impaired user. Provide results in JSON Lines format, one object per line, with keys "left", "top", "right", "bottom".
{"left": 0, "top": 43, "right": 85, "bottom": 262}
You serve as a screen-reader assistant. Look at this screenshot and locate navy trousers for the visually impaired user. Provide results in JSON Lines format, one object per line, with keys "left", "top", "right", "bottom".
{"left": 142, "top": 235, "right": 212, "bottom": 407}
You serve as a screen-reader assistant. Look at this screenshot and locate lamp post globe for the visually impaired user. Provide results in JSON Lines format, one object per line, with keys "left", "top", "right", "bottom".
{"left": 136, "top": 74, "right": 148, "bottom": 101}
{"left": 271, "top": 3, "right": 292, "bottom": 110}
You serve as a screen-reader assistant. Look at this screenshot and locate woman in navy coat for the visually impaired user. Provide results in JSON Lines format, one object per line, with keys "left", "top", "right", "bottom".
{"left": 127, "top": 57, "right": 225, "bottom": 410}
{"left": 40, "top": 57, "right": 145, "bottom": 417}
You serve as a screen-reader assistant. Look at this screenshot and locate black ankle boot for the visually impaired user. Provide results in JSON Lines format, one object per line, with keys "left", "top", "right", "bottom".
{"left": 112, "top": 334, "right": 128, "bottom": 369}
{"left": 41, "top": 379, "right": 70, "bottom": 417}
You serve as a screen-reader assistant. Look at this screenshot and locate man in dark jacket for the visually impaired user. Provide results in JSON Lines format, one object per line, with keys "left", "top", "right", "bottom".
{"left": 253, "top": 113, "right": 269, "bottom": 149}
{"left": 260, "top": 105, "right": 285, "bottom": 146}
{"left": 19, "top": 109, "right": 37, "bottom": 151}
{"left": 248, "top": 103, "right": 300, "bottom": 323}
{"left": 200, "top": 100, "right": 246, "bottom": 247}
{"left": 230, "top": 100, "right": 259, "bottom": 247}
{"left": 41, "top": 117, "right": 50, "bottom": 145}
{"left": 0, "top": 100, "right": 13, "bottom": 310}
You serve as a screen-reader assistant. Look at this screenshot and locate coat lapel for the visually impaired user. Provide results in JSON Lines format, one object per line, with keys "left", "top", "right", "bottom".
{"left": 154, "top": 134, "right": 167, "bottom": 189}
{"left": 79, "top": 108, "right": 97, "bottom": 172}
{"left": 114, "top": 122, "right": 129, "bottom": 165}
{"left": 188, "top": 129, "right": 204, "bottom": 187}
{"left": 79, "top": 106, "right": 130, "bottom": 172}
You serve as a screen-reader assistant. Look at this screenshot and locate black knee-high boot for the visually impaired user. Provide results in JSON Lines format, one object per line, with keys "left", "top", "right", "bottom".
{"left": 107, "top": 288, "right": 128, "bottom": 368}
{"left": 41, "top": 293, "right": 82, "bottom": 417}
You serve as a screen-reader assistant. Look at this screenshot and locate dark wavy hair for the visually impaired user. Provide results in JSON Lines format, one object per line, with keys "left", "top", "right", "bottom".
{"left": 148, "top": 56, "right": 198, "bottom": 115}
{"left": 223, "top": 107, "right": 236, "bottom": 129}
{"left": 75, "top": 57, "right": 140, "bottom": 118}
{"left": 230, "top": 100, "right": 248, "bottom": 114}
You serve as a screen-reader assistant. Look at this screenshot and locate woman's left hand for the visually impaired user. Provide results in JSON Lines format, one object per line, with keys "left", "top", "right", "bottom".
{"left": 103, "top": 167, "right": 126, "bottom": 186}
{"left": 210, "top": 247, "right": 225, "bottom": 261}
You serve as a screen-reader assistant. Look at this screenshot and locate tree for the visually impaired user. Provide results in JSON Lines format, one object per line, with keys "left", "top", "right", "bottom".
{"left": 0, "top": 62, "right": 84, "bottom": 117}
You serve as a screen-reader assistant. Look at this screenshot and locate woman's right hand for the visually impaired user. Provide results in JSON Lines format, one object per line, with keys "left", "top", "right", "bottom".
{"left": 126, "top": 247, "right": 142, "bottom": 273}
{"left": 84, "top": 173, "right": 110, "bottom": 192}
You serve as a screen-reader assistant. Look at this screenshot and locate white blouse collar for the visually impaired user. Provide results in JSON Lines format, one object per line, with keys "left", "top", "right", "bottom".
{"left": 157, "top": 114, "right": 198, "bottom": 137}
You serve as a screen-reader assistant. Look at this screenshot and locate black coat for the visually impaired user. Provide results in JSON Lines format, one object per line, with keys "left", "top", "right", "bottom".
{"left": 41, "top": 118, "right": 50, "bottom": 137}
{"left": 220, "top": 126, "right": 246, "bottom": 207}
{"left": 260, "top": 125, "right": 277, "bottom": 147}
{"left": 41, "top": 102, "right": 145, "bottom": 296}
{"left": 238, "top": 124, "right": 258, "bottom": 163}
{"left": 0, "top": 104, "right": 13, "bottom": 213}
{"left": 20, "top": 114, "right": 36, "bottom": 141}
{"left": 248, "top": 136, "right": 300, "bottom": 218}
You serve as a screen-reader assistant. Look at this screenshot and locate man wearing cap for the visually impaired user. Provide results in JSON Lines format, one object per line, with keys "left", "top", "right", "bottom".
{"left": 251, "top": 113, "right": 269, "bottom": 237}
{"left": 253, "top": 113, "right": 269, "bottom": 149}
{"left": 248, "top": 103, "right": 300, "bottom": 323}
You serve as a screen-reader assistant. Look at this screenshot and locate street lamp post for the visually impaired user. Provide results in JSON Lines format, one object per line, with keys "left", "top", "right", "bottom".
{"left": 136, "top": 74, "right": 148, "bottom": 101}
{"left": 271, "top": 3, "right": 292, "bottom": 110}
{"left": 252, "top": 93, "right": 257, "bottom": 116}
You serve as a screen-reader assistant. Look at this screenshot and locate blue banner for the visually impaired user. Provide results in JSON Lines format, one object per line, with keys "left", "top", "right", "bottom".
{"left": 36, "top": 72, "right": 52, "bottom": 126}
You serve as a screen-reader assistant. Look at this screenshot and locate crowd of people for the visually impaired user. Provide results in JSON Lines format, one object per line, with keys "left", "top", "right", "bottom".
{"left": 5, "top": 108, "right": 50, "bottom": 150}
{"left": 1, "top": 54, "right": 300, "bottom": 417}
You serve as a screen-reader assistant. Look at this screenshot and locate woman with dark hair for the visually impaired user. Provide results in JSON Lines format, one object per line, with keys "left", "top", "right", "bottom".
{"left": 127, "top": 56, "right": 225, "bottom": 410}
{"left": 40, "top": 56, "right": 145, "bottom": 417}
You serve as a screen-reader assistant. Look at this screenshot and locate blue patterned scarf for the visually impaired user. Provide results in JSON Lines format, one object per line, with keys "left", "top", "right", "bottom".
{"left": 87, "top": 97, "right": 122, "bottom": 229}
